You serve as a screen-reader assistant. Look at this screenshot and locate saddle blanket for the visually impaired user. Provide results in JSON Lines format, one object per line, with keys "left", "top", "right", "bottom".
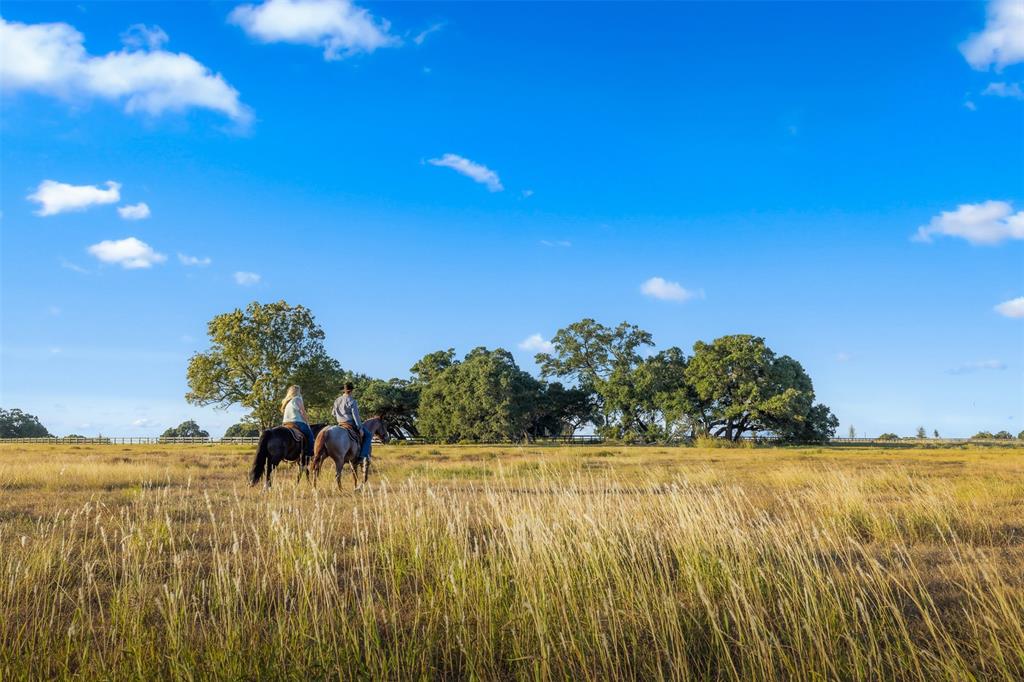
{"left": 282, "top": 422, "right": 306, "bottom": 442}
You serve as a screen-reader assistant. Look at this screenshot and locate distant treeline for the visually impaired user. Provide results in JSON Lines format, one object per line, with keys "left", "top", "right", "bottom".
{"left": 185, "top": 301, "right": 841, "bottom": 444}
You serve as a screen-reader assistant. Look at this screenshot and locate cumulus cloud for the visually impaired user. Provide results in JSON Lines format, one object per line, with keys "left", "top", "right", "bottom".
{"left": 913, "top": 200, "right": 1024, "bottom": 245}
{"left": 519, "top": 333, "right": 554, "bottom": 353}
{"left": 994, "top": 296, "right": 1024, "bottom": 318}
{"left": 178, "top": 253, "right": 211, "bottom": 266}
{"left": 87, "top": 237, "right": 166, "bottom": 269}
{"left": 640, "top": 276, "right": 701, "bottom": 302}
{"left": 229, "top": 0, "right": 399, "bottom": 60}
{"left": 982, "top": 81, "right": 1024, "bottom": 99}
{"left": 428, "top": 153, "right": 503, "bottom": 192}
{"left": 117, "top": 202, "right": 150, "bottom": 220}
{"left": 413, "top": 21, "right": 445, "bottom": 46}
{"left": 120, "top": 24, "right": 169, "bottom": 51}
{"left": 0, "top": 17, "right": 249, "bottom": 122}
{"left": 960, "top": 0, "right": 1024, "bottom": 70}
{"left": 234, "top": 271, "right": 261, "bottom": 286}
{"left": 28, "top": 179, "right": 120, "bottom": 216}
{"left": 949, "top": 360, "right": 1007, "bottom": 375}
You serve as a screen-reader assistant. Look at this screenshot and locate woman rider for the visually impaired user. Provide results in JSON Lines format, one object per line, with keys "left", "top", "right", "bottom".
{"left": 281, "top": 385, "right": 314, "bottom": 463}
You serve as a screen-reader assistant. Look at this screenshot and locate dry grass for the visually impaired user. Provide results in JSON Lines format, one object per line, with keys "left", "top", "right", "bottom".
{"left": 1, "top": 443, "right": 1022, "bottom": 680}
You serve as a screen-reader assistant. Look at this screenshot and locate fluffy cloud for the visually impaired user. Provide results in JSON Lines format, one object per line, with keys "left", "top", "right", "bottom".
{"left": 120, "top": 24, "right": 169, "bottom": 51}
{"left": 28, "top": 180, "right": 120, "bottom": 216}
{"left": 428, "top": 153, "right": 503, "bottom": 192}
{"left": 117, "top": 202, "right": 150, "bottom": 220}
{"left": 87, "top": 237, "right": 166, "bottom": 269}
{"left": 229, "top": 0, "right": 399, "bottom": 60}
{"left": 0, "top": 17, "right": 249, "bottom": 122}
{"left": 178, "top": 253, "right": 211, "bottom": 266}
{"left": 960, "top": 0, "right": 1024, "bottom": 70}
{"left": 518, "top": 333, "right": 554, "bottom": 353}
{"left": 982, "top": 81, "right": 1024, "bottom": 99}
{"left": 914, "top": 201, "right": 1024, "bottom": 245}
{"left": 949, "top": 360, "right": 1007, "bottom": 375}
{"left": 994, "top": 296, "right": 1024, "bottom": 318}
{"left": 640, "top": 276, "right": 700, "bottom": 302}
{"left": 234, "top": 271, "right": 261, "bottom": 285}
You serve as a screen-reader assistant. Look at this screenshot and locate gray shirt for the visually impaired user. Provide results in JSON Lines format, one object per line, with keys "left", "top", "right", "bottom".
{"left": 332, "top": 393, "right": 361, "bottom": 427}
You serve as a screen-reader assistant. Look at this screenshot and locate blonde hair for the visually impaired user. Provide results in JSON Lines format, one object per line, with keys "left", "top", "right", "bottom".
{"left": 280, "top": 385, "right": 302, "bottom": 413}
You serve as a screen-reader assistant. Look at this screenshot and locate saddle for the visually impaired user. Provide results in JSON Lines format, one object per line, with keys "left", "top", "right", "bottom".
{"left": 282, "top": 422, "right": 305, "bottom": 442}
{"left": 337, "top": 420, "right": 363, "bottom": 447}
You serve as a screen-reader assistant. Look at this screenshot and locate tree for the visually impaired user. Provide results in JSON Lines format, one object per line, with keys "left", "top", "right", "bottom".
{"left": 223, "top": 422, "right": 261, "bottom": 438}
{"left": 358, "top": 378, "right": 420, "bottom": 439}
{"left": 418, "top": 347, "right": 542, "bottom": 442}
{"left": 848, "top": 425, "right": 856, "bottom": 438}
{"left": 185, "top": 301, "right": 335, "bottom": 429}
{"left": 878, "top": 433, "right": 899, "bottom": 440}
{"left": 161, "top": 420, "right": 209, "bottom": 439}
{"left": 536, "top": 319, "right": 654, "bottom": 436}
{"left": 971, "top": 431, "right": 994, "bottom": 440}
{"left": 1018, "top": 430, "right": 1024, "bottom": 440}
{"left": 526, "top": 382, "right": 599, "bottom": 439}
{"left": 684, "top": 335, "right": 837, "bottom": 443}
{"left": 993, "top": 430, "right": 1013, "bottom": 440}
{"left": 933, "top": 429, "right": 940, "bottom": 439}
{"left": 0, "top": 408, "right": 51, "bottom": 437}
{"left": 916, "top": 426, "right": 927, "bottom": 439}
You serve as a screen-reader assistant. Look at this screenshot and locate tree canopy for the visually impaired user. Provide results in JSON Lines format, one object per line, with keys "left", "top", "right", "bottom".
{"left": 161, "top": 420, "right": 209, "bottom": 439}
{"left": 0, "top": 408, "right": 51, "bottom": 438}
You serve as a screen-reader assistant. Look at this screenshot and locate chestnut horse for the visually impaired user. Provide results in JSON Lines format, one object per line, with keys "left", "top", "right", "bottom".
{"left": 311, "top": 416, "right": 389, "bottom": 490}
{"left": 249, "top": 423, "right": 328, "bottom": 488}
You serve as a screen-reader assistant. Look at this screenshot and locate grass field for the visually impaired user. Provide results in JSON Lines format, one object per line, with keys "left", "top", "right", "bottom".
{"left": 1, "top": 443, "right": 1022, "bottom": 680}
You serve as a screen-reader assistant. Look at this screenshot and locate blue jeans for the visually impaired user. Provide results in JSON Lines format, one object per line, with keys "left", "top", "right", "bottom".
{"left": 359, "top": 426, "right": 372, "bottom": 460}
{"left": 294, "top": 422, "right": 314, "bottom": 460}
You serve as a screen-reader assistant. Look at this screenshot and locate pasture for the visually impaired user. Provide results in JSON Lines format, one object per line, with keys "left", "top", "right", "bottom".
{"left": 1, "top": 443, "right": 1022, "bottom": 680}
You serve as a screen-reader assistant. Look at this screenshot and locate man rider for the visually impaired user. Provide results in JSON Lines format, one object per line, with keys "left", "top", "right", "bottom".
{"left": 332, "top": 382, "right": 372, "bottom": 460}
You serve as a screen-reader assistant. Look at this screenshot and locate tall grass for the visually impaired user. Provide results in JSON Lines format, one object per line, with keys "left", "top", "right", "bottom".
{"left": 1, "top": 445, "right": 1022, "bottom": 679}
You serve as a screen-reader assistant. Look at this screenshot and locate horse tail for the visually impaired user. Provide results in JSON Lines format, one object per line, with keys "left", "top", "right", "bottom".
{"left": 250, "top": 430, "right": 271, "bottom": 485}
{"left": 312, "top": 427, "right": 331, "bottom": 469}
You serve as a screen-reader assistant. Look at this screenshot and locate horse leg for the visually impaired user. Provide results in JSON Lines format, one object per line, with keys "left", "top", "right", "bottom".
{"left": 335, "top": 454, "right": 344, "bottom": 491}
{"left": 265, "top": 461, "right": 274, "bottom": 489}
{"left": 361, "top": 457, "right": 370, "bottom": 487}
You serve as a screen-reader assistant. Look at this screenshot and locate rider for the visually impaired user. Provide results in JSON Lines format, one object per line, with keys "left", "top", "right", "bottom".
{"left": 280, "top": 385, "right": 314, "bottom": 463}
{"left": 332, "top": 382, "right": 371, "bottom": 460}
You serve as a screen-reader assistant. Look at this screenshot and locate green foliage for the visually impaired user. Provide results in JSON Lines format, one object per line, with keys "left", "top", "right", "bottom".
{"left": 417, "top": 347, "right": 542, "bottom": 443}
{"left": 358, "top": 378, "right": 420, "bottom": 438}
{"left": 1018, "top": 430, "right": 1024, "bottom": 440}
{"left": 685, "top": 335, "right": 837, "bottom": 443}
{"left": 526, "top": 382, "right": 599, "bottom": 438}
{"left": 971, "top": 431, "right": 994, "bottom": 440}
{"left": 185, "top": 301, "right": 335, "bottom": 429}
{"left": 223, "top": 422, "right": 262, "bottom": 438}
{"left": 0, "top": 408, "right": 51, "bottom": 438}
{"left": 878, "top": 433, "right": 900, "bottom": 441}
{"left": 161, "top": 420, "right": 209, "bottom": 439}
{"left": 916, "top": 426, "right": 927, "bottom": 439}
{"left": 993, "top": 430, "right": 1013, "bottom": 440}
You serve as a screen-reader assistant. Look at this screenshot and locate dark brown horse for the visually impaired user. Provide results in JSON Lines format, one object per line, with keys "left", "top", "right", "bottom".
{"left": 311, "top": 417, "right": 389, "bottom": 490}
{"left": 249, "top": 423, "right": 328, "bottom": 488}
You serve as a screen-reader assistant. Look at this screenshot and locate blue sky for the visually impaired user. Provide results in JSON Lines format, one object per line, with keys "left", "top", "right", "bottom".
{"left": 1, "top": 1, "right": 1022, "bottom": 437}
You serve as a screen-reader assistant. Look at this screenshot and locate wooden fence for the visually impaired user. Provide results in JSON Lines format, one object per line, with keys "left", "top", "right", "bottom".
{"left": 0, "top": 436, "right": 1019, "bottom": 447}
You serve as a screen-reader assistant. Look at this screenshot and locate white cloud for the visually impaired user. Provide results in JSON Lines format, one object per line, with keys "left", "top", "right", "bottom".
{"left": 413, "top": 22, "right": 445, "bottom": 46}
{"left": 640, "top": 276, "right": 700, "bottom": 302}
{"left": 994, "top": 296, "right": 1024, "bottom": 318}
{"left": 428, "top": 153, "right": 503, "bottom": 192}
{"left": 117, "top": 202, "right": 150, "bottom": 220}
{"left": 28, "top": 179, "right": 120, "bottom": 216}
{"left": 519, "top": 333, "right": 554, "bottom": 353}
{"left": 982, "top": 81, "right": 1024, "bottom": 99}
{"left": 59, "top": 258, "right": 90, "bottom": 274}
{"left": 234, "top": 271, "right": 261, "bottom": 286}
{"left": 949, "top": 360, "right": 1007, "bottom": 375}
{"left": 964, "top": 99, "right": 977, "bottom": 111}
{"left": 0, "top": 17, "right": 249, "bottom": 122}
{"left": 914, "top": 201, "right": 1024, "bottom": 245}
{"left": 87, "top": 237, "right": 166, "bottom": 269}
{"left": 131, "top": 418, "right": 157, "bottom": 428}
{"left": 836, "top": 352, "right": 853, "bottom": 363}
{"left": 229, "top": 0, "right": 399, "bottom": 60}
{"left": 178, "top": 253, "right": 212, "bottom": 266}
{"left": 120, "top": 24, "right": 169, "bottom": 51}
{"left": 960, "top": 0, "right": 1024, "bottom": 70}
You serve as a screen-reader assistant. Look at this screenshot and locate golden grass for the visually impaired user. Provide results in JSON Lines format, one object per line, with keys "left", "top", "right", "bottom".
{"left": 1, "top": 443, "right": 1022, "bottom": 680}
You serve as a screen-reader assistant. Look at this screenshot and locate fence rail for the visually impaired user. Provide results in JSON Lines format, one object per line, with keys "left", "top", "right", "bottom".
{"left": 0, "top": 435, "right": 1019, "bottom": 447}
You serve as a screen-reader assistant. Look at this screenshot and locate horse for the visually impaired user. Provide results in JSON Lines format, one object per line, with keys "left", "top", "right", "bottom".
{"left": 311, "top": 416, "right": 389, "bottom": 491}
{"left": 249, "top": 423, "right": 328, "bottom": 488}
